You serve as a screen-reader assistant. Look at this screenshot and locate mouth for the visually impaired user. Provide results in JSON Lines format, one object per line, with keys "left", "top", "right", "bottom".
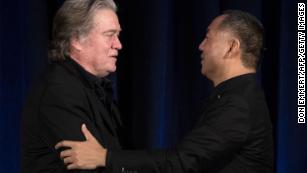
{"left": 110, "top": 55, "right": 118, "bottom": 59}
{"left": 200, "top": 54, "right": 205, "bottom": 61}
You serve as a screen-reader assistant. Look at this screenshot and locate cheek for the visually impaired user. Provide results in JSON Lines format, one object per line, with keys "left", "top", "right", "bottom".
{"left": 102, "top": 43, "right": 113, "bottom": 54}
{"left": 95, "top": 45, "right": 110, "bottom": 57}
{"left": 203, "top": 41, "right": 216, "bottom": 56}
{"left": 207, "top": 44, "right": 224, "bottom": 59}
{"left": 93, "top": 37, "right": 111, "bottom": 52}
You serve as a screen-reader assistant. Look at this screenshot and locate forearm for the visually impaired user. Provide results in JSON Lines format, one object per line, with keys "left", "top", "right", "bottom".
{"left": 106, "top": 149, "right": 183, "bottom": 173}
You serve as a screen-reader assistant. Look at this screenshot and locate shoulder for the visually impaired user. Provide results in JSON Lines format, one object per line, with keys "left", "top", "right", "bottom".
{"left": 204, "top": 93, "right": 251, "bottom": 127}
{"left": 39, "top": 63, "right": 87, "bottom": 105}
{"left": 221, "top": 94, "right": 249, "bottom": 110}
{"left": 207, "top": 92, "right": 250, "bottom": 117}
{"left": 46, "top": 63, "right": 82, "bottom": 86}
{"left": 199, "top": 94, "right": 251, "bottom": 143}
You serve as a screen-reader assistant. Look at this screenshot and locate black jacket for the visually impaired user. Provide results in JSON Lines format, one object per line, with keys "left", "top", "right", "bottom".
{"left": 21, "top": 59, "right": 122, "bottom": 173}
{"left": 107, "top": 73, "right": 274, "bottom": 173}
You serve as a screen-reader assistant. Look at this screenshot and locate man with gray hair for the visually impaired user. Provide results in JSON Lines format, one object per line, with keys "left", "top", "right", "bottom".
{"left": 56, "top": 10, "right": 274, "bottom": 173}
{"left": 21, "top": 0, "right": 122, "bottom": 172}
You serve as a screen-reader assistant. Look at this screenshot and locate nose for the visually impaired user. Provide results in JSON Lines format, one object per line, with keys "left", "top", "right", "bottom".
{"left": 112, "top": 36, "right": 122, "bottom": 50}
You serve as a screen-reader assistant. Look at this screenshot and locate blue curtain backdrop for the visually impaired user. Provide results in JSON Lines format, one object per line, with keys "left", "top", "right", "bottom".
{"left": 0, "top": 0, "right": 306, "bottom": 172}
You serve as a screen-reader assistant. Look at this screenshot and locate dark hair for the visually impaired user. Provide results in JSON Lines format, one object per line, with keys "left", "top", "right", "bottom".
{"left": 48, "top": 0, "right": 117, "bottom": 61}
{"left": 219, "top": 10, "right": 264, "bottom": 68}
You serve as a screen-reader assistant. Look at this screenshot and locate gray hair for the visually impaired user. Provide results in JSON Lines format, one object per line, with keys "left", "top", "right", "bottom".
{"left": 48, "top": 0, "right": 117, "bottom": 61}
{"left": 219, "top": 10, "right": 264, "bottom": 69}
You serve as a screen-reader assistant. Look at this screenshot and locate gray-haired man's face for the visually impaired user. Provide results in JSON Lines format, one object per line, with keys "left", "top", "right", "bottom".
{"left": 72, "top": 9, "right": 122, "bottom": 77}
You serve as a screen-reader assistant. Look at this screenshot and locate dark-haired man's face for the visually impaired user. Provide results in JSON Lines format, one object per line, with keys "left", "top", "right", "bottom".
{"left": 198, "top": 15, "right": 232, "bottom": 82}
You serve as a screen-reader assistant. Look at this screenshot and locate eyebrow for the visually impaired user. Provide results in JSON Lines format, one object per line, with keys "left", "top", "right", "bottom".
{"left": 103, "top": 29, "right": 122, "bottom": 34}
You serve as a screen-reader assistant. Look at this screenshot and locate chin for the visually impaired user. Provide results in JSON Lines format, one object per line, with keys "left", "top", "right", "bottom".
{"left": 201, "top": 67, "right": 206, "bottom": 76}
{"left": 108, "top": 66, "right": 117, "bottom": 73}
{"left": 201, "top": 71, "right": 206, "bottom": 77}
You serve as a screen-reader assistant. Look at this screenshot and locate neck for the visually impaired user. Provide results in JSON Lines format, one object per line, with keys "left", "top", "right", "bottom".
{"left": 69, "top": 52, "right": 106, "bottom": 78}
{"left": 212, "top": 66, "right": 256, "bottom": 87}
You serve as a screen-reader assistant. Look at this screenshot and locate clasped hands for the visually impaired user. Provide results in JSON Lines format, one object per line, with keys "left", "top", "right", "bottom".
{"left": 55, "top": 124, "right": 107, "bottom": 170}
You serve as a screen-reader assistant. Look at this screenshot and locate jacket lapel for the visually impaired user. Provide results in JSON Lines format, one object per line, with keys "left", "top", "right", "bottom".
{"left": 61, "top": 59, "right": 117, "bottom": 137}
{"left": 85, "top": 89, "right": 117, "bottom": 136}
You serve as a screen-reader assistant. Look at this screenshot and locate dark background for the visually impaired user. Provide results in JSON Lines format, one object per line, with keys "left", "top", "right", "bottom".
{"left": 0, "top": 0, "right": 306, "bottom": 172}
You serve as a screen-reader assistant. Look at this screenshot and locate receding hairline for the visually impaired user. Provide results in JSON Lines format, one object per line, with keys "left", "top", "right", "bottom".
{"left": 89, "top": 8, "right": 121, "bottom": 34}
{"left": 214, "top": 15, "right": 236, "bottom": 34}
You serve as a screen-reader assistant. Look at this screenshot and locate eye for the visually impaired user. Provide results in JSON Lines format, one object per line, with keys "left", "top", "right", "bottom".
{"left": 103, "top": 31, "right": 115, "bottom": 36}
{"left": 104, "top": 31, "right": 121, "bottom": 39}
{"left": 105, "top": 33, "right": 115, "bottom": 37}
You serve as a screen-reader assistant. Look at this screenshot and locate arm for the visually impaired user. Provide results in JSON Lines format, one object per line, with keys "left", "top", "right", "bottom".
{"left": 56, "top": 125, "right": 163, "bottom": 173}
{"left": 56, "top": 95, "right": 250, "bottom": 173}
{"left": 108, "top": 95, "right": 251, "bottom": 173}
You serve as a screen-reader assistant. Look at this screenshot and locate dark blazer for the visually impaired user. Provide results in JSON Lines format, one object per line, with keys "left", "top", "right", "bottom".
{"left": 21, "top": 59, "right": 122, "bottom": 173}
{"left": 107, "top": 73, "right": 274, "bottom": 173}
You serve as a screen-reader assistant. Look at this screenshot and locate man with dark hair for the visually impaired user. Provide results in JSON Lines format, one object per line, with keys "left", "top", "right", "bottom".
{"left": 219, "top": 10, "right": 264, "bottom": 68}
{"left": 21, "top": 0, "right": 123, "bottom": 172}
{"left": 55, "top": 10, "right": 273, "bottom": 173}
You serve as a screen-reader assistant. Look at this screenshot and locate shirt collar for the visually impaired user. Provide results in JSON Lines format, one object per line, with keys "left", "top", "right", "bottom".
{"left": 67, "top": 57, "right": 113, "bottom": 90}
{"left": 210, "top": 73, "right": 257, "bottom": 99}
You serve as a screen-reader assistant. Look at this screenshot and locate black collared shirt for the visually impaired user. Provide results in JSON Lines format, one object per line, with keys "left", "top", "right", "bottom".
{"left": 67, "top": 58, "right": 114, "bottom": 114}
{"left": 211, "top": 73, "right": 257, "bottom": 100}
{"left": 108, "top": 73, "right": 273, "bottom": 173}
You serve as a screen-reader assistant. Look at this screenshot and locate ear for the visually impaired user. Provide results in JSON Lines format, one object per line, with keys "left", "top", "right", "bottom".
{"left": 71, "top": 33, "right": 84, "bottom": 52}
{"left": 226, "top": 38, "right": 240, "bottom": 58}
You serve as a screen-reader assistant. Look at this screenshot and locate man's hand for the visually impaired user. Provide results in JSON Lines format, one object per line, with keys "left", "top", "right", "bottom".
{"left": 55, "top": 124, "right": 107, "bottom": 170}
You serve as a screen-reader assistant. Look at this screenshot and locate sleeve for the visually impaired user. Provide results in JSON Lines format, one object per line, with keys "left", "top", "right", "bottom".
{"left": 39, "top": 82, "right": 105, "bottom": 173}
{"left": 106, "top": 95, "right": 251, "bottom": 173}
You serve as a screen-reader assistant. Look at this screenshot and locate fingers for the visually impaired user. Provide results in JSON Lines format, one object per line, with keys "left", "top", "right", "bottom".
{"left": 55, "top": 140, "right": 76, "bottom": 150}
{"left": 60, "top": 150, "right": 78, "bottom": 170}
{"left": 60, "top": 149, "right": 72, "bottom": 159}
{"left": 63, "top": 157, "right": 79, "bottom": 170}
{"left": 81, "top": 124, "right": 95, "bottom": 141}
{"left": 67, "top": 163, "right": 79, "bottom": 170}
{"left": 63, "top": 156, "right": 74, "bottom": 165}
